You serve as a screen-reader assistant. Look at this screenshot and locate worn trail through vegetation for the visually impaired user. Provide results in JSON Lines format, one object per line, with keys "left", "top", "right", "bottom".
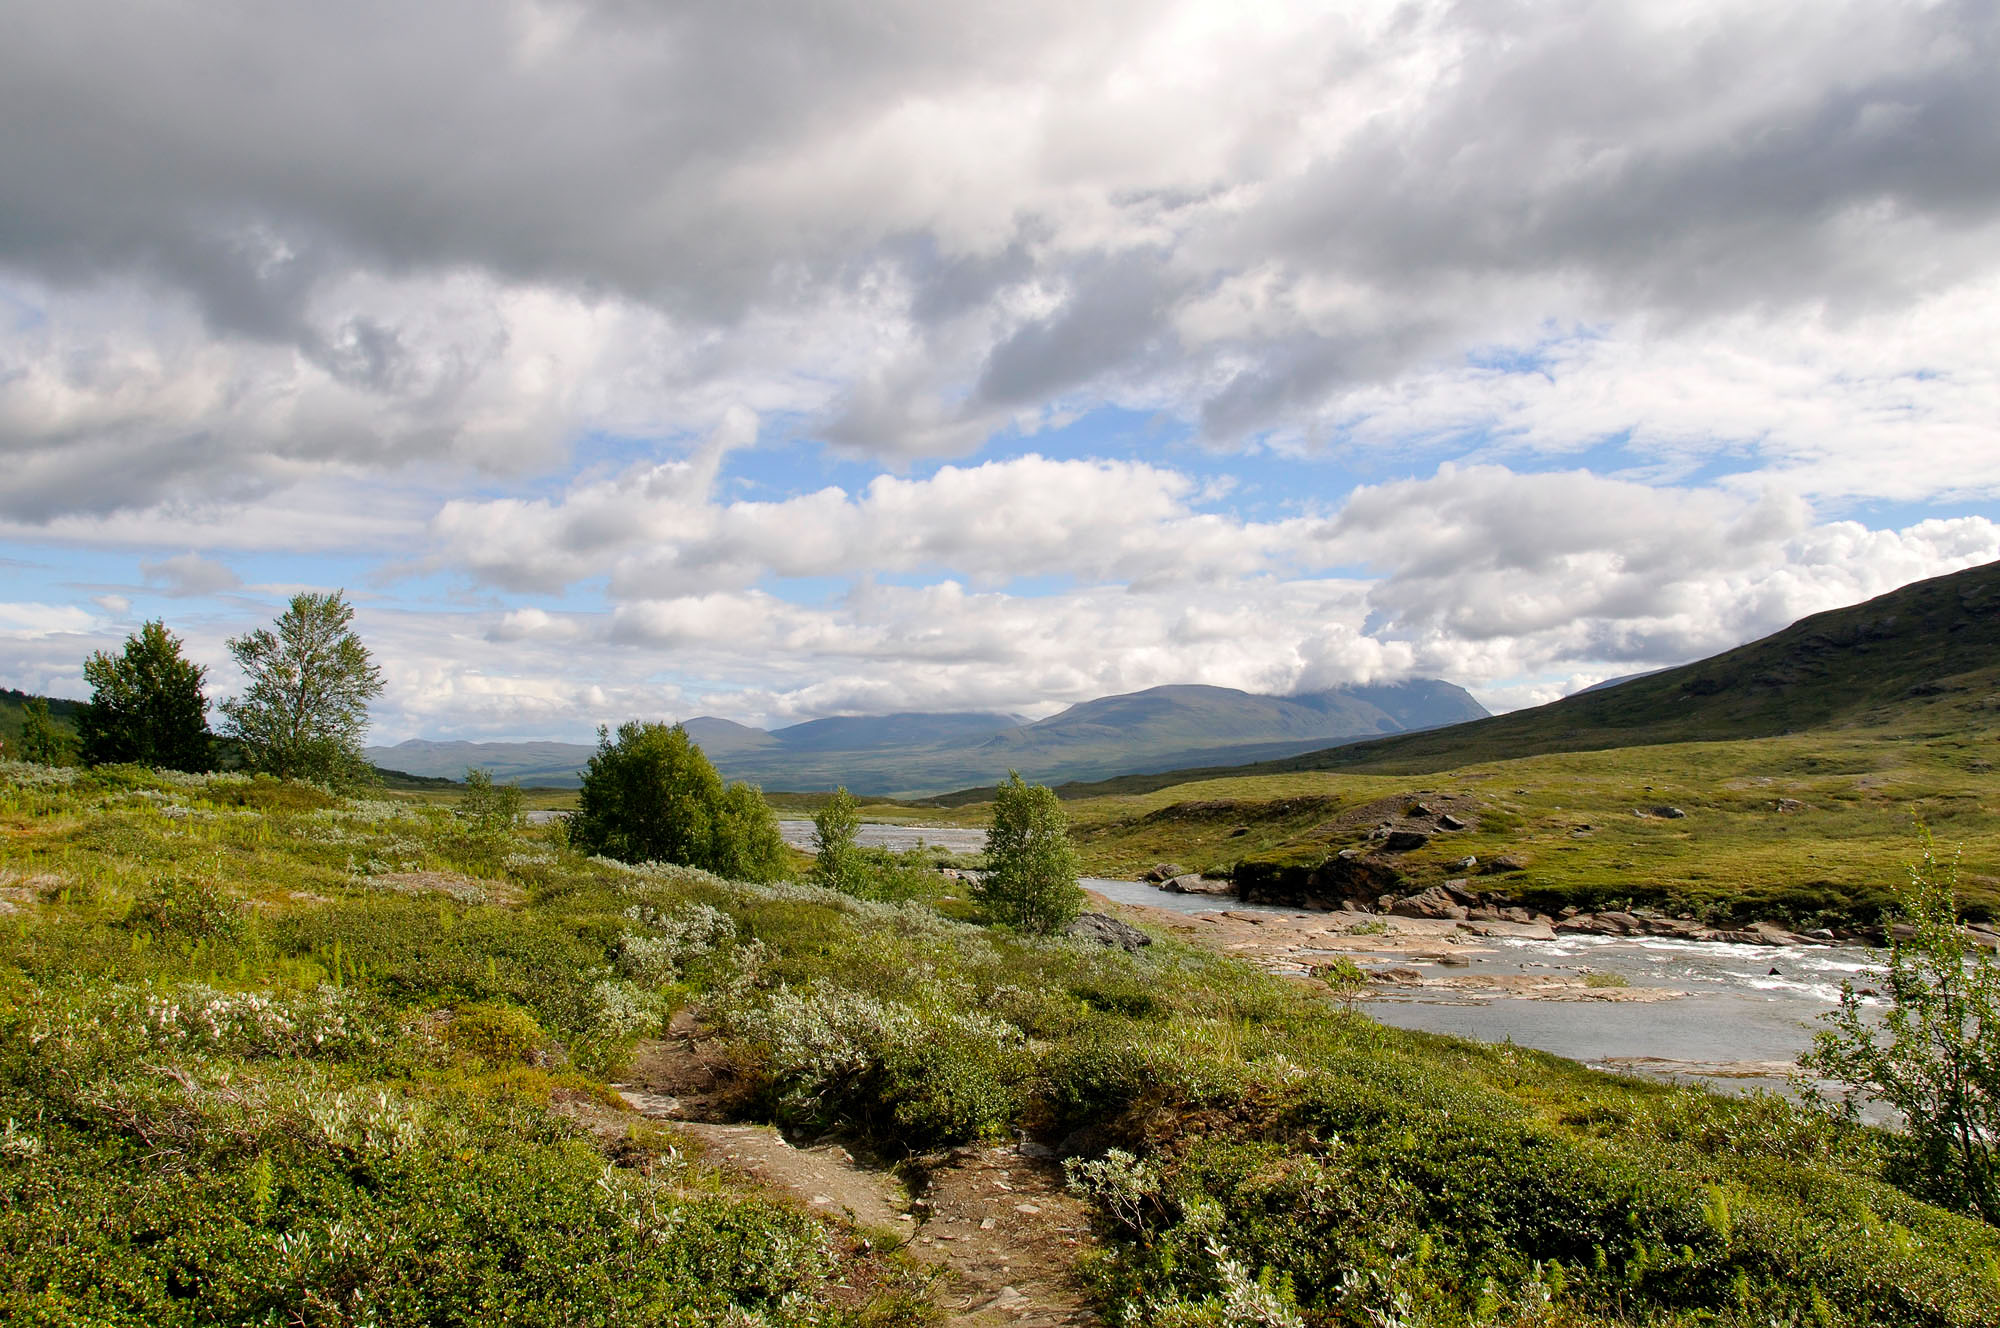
{"left": 611, "top": 1030, "right": 1099, "bottom": 1326}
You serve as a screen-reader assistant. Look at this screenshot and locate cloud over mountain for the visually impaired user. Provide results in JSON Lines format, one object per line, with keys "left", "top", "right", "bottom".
{"left": 2, "top": 1, "right": 1997, "bottom": 738}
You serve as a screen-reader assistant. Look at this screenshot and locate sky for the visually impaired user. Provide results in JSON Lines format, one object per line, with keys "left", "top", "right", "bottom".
{"left": 3, "top": 0, "right": 1998, "bottom": 743}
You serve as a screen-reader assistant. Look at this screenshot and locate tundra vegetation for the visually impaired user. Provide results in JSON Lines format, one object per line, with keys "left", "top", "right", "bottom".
{"left": 4, "top": 758, "right": 1997, "bottom": 1326}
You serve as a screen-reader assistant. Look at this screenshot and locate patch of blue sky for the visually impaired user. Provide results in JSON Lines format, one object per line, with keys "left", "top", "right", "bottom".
{"left": 756, "top": 574, "right": 851, "bottom": 607}
{"left": 958, "top": 404, "right": 1425, "bottom": 522}
{"left": 719, "top": 432, "right": 884, "bottom": 501}
{"left": 1836, "top": 494, "right": 2000, "bottom": 529}
{"left": 998, "top": 572, "right": 1078, "bottom": 597}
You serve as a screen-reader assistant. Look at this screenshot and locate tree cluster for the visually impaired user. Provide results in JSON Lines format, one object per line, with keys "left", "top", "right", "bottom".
{"left": 51, "top": 591, "right": 385, "bottom": 787}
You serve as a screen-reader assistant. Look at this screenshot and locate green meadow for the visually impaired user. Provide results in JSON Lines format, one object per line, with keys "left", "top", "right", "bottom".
{"left": 4, "top": 759, "right": 1997, "bottom": 1325}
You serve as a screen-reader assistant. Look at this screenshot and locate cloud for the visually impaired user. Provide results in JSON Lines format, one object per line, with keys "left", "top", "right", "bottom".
{"left": 141, "top": 552, "right": 243, "bottom": 597}
{"left": 432, "top": 451, "right": 1300, "bottom": 598}
{"left": 1, "top": 0, "right": 1995, "bottom": 519}
{"left": 1316, "top": 464, "right": 2000, "bottom": 674}
{"left": 0, "top": 602, "right": 99, "bottom": 640}
{"left": 6, "top": 3, "right": 2000, "bottom": 741}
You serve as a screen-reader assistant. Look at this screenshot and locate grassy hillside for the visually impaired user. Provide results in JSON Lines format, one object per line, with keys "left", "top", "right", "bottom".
{"left": 1023, "top": 561, "right": 2000, "bottom": 927}
{"left": 1061, "top": 727, "right": 2000, "bottom": 927}
{"left": 1141, "top": 558, "right": 2000, "bottom": 785}
{"left": 4, "top": 760, "right": 1996, "bottom": 1324}
{"left": 0, "top": 689, "right": 82, "bottom": 758}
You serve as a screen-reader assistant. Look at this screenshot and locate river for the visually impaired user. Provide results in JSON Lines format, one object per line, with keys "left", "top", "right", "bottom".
{"left": 783, "top": 820, "right": 1876, "bottom": 1096}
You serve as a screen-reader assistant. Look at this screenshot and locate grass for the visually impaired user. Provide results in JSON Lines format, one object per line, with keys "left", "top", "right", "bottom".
{"left": 4, "top": 758, "right": 1998, "bottom": 1325}
{"left": 1055, "top": 730, "right": 2000, "bottom": 926}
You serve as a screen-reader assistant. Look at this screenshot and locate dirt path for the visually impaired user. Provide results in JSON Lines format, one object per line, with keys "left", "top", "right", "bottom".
{"left": 613, "top": 1032, "right": 1099, "bottom": 1326}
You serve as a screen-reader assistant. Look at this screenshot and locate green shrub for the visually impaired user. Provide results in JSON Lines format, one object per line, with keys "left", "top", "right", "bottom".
{"left": 567, "top": 722, "right": 786, "bottom": 882}
{"left": 444, "top": 1002, "right": 551, "bottom": 1066}
{"left": 126, "top": 874, "right": 244, "bottom": 940}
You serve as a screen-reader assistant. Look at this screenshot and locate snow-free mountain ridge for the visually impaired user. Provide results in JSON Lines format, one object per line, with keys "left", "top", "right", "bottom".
{"left": 365, "top": 680, "right": 1487, "bottom": 795}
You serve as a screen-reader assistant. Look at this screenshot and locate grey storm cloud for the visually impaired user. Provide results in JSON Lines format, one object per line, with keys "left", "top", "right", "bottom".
{"left": 2, "top": 0, "right": 1998, "bottom": 514}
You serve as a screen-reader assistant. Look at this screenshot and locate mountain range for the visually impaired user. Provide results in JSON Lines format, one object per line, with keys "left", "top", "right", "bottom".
{"left": 365, "top": 679, "right": 1489, "bottom": 795}
{"left": 1023, "top": 556, "right": 2000, "bottom": 800}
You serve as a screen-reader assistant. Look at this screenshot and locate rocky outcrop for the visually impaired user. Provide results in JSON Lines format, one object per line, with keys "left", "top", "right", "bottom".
{"left": 1234, "top": 850, "right": 1405, "bottom": 909}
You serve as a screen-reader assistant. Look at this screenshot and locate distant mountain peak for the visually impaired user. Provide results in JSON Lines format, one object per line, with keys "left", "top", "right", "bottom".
{"left": 364, "top": 676, "right": 1486, "bottom": 795}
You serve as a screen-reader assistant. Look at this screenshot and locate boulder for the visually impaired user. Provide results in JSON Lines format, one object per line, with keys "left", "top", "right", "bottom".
{"left": 1448, "top": 855, "right": 1477, "bottom": 872}
{"left": 1437, "top": 813, "right": 1467, "bottom": 831}
{"left": 1144, "top": 863, "right": 1189, "bottom": 883}
{"left": 1774, "top": 798, "right": 1808, "bottom": 814}
{"left": 1481, "top": 855, "right": 1528, "bottom": 875}
{"left": 1440, "top": 878, "right": 1480, "bottom": 905}
{"left": 1652, "top": 805, "right": 1688, "bottom": 819}
{"left": 1389, "top": 886, "right": 1467, "bottom": 920}
{"left": 1164, "top": 873, "right": 1232, "bottom": 896}
{"left": 1556, "top": 913, "right": 1618, "bottom": 935}
{"left": 1066, "top": 912, "right": 1153, "bottom": 952}
{"left": 1381, "top": 829, "right": 1431, "bottom": 853}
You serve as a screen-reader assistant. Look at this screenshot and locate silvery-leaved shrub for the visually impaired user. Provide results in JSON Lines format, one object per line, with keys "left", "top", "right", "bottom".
{"left": 27, "top": 983, "right": 386, "bottom": 1062}
{"left": 728, "top": 981, "right": 1026, "bottom": 1148}
{"left": 587, "top": 978, "right": 667, "bottom": 1043}
{"left": 617, "top": 901, "right": 738, "bottom": 986}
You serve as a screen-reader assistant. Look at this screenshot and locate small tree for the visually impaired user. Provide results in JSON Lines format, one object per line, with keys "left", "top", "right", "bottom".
{"left": 459, "top": 767, "right": 523, "bottom": 846}
{"left": 1799, "top": 828, "right": 2000, "bottom": 1222}
{"left": 221, "top": 591, "right": 384, "bottom": 785}
{"left": 566, "top": 721, "right": 785, "bottom": 882}
{"left": 711, "top": 781, "right": 789, "bottom": 883}
{"left": 976, "top": 771, "right": 1084, "bottom": 935}
{"left": 811, "top": 786, "right": 868, "bottom": 896}
{"left": 77, "top": 621, "right": 213, "bottom": 771}
{"left": 18, "top": 698, "right": 69, "bottom": 765}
